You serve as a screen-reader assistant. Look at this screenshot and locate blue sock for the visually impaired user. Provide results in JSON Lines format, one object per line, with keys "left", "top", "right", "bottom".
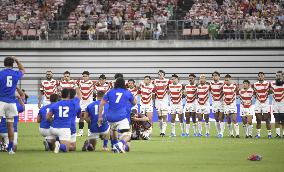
{"left": 111, "top": 139, "right": 118, "bottom": 146}
{"left": 7, "top": 141, "right": 14, "bottom": 151}
{"left": 103, "top": 139, "right": 108, "bottom": 148}
{"left": 120, "top": 140, "right": 126, "bottom": 145}
{"left": 56, "top": 137, "right": 59, "bottom": 142}
{"left": 59, "top": 144, "right": 67, "bottom": 152}
{"left": 47, "top": 141, "right": 53, "bottom": 150}
{"left": 124, "top": 144, "right": 129, "bottom": 152}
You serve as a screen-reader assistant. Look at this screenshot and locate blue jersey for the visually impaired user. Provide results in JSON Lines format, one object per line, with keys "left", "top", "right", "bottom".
{"left": 0, "top": 69, "right": 23, "bottom": 103}
{"left": 103, "top": 88, "right": 134, "bottom": 122}
{"left": 86, "top": 100, "right": 109, "bottom": 133}
{"left": 15, "top": 99, "right": 24, "bottom": 113}
{"left": 38, "top": 103, "right": 54, "bottom": 129}
{"left": 50, "top": 100, "right": 77, "bottom": 129}
{"left": 70, "top": 97, "right": 81, "bottom": 135}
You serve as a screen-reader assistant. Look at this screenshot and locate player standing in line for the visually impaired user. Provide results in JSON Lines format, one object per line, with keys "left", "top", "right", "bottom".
{"left": 168, "top": 74, "right": 184, "bottom": 137}
{"left": 127, "top": 79, "right": 139, "bottom": 112}
{"left": 94, "top": 74, "right": 112, "bottom": 95}
{"left": 58, "top": 71, "right": 77, "bottom": 91}
{"left": 153, "top": 70, "right": 170, "bottom": 137}
{"left": 196, "top": 74, "right": 211, "bottom": 137}
{"left": 38, "top": 70, "right": 59, "bottom": 108}
{"left": 271, "top": 71, "right": 284, "bottom": 138}
{"left": 223, "top": 74, "right": 239, "bottom": 138}
{"left": 253, "top": 72, "right": 272, "bottom": 138}
{"left": 239, "top": 80, "right": 255, "bottom": 138}
{"left": 183, "top": 74, "right": 198, "bottom": 137}
{"left": 0, "top": 56, "right": 25, "bottom": 154}
{"left": 98, "top": 77, "right": 137, "bottom": 153}
{"left": 210, "top": 71, "right": 225, "bottom": 138}
{"left": 77, "top": 71, "right": 96, "bottom": 136}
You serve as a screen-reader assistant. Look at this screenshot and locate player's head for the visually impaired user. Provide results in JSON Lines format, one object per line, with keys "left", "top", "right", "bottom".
{"left": 114, "top": 73, "right": 123, "bottom": 79}
{"left": 189, "top": 73, "right": 196, "bottom": 84}
{"left": 99, "top": 74, "right": 106, "bottom": 84}
{"left": 50, "top": 94, "right": 59, "bottom": 103}
{"left": 243, "top": 80, "right": 250, "bottom": 89}
{"left": 258, "top": 72, "right": 265, "bottom": 81}
{"left": 82, "top": 71, "right": 90, "bottom": 81}
{"left": 96, "top": 91, "right": 105, "bottom": 100}
{"left": 276, "top": 71, "right": 283, "bottom": 80}
{"left": 4, "top": 57, "right": 14, "bottom": 68}
{"left": 171, "top": 74, "right": 179, "bottom": 84}
{"left": 224, "top": 74, "right": 231, "bottom": 85}
{"left": 63, "top": 71, "right": 71, "bottom": 81}
{"left": 61, "top": 88, "right": 70, "bottom": 99}
{"left": 128, "top": 79, "right": 135, "bottom": 88}
{"left": 144, "top": 76, "right": 151, "bottom": 85}
{"left": 158, "top": 70, "right": 165, "bottom": 79}
{"left": 69, "top": 88, "right": 76, "bottom": 99}
{"left": 212, "top": 71, "right": 220, "bottom": 81}
{"left": 199, "top": 74, "right": 206, "bottom": 84}
{"left": 46, "top": 70, "right": 53, "bottom": 80}
{"left": 114, "top": 77, "right": 126, "bottom": 89}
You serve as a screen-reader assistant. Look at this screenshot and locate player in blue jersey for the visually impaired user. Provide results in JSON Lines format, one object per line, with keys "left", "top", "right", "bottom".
{"left": 98, "top": 77, "right": 137, "bottom": 153}
{"left": 37, "top": 94, "right": 59, "bottom": 151}
{"left": 47, "top": 88, "right": 76, "bottom": 153}
{"left": 0, "top": 56, "right": 25, "bottom": 154}
{"left": 82, "top": 91, "right": 110, "bottom": 151}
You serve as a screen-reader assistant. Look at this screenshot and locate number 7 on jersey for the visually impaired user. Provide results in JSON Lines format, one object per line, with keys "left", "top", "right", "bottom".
{"left": 115, "top": 92, "right": 123, "bottom": 103}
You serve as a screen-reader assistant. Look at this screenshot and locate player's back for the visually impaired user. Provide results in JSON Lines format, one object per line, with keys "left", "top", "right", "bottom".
{"left": 50, "top": 100, "right": 76, "bottom": 128}
{"left": 87, "top": 100, "right": 109, "bottom": 127}
{"left": 39, "top": 103, "right": 53, "bottom": 129}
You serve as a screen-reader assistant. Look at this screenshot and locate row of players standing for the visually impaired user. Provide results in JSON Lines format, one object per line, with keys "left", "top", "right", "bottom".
{"left": 39, "top": 70, "right": 284, "bottom": 140}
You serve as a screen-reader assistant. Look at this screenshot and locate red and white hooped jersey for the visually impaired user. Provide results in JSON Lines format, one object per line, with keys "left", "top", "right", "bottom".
{"left": 40, "top": 79, "right": 59, "bottom": 100}
{"left": 128, "top": 86, "right": 138, "bottom": 98}
{"left": 253, "top": 81, "right": 270, "bottom": 103}
{"left": 184, "top": 83, "right": 197, "bottom": 104}
{"left": 239, "top": 87, "right": 254, "bottom": 108}
{"left": 197, "top": 84, "right": 210, "bottom": 105}
{"left": 58, "top": 80, "right": 77, "bottom": 90}
{"left": 153, "top": 78, "right": 171, "bottom": 100}
{"left": 271, "top": 81, "right": 284, "bottom": 102}
{"left": 95, "top": 82, "right": 112, "bottom": 93}
{"left": 169, "top": 83, "right": 184, "bottom": 104}
{"left": 77, "top": 80, "right": 96, "bottom": 100}
{"left": 210, "top": 81, "right": 224, "bottom": 101}
{"left": 223, "top": 83, "right": 238, "bottom": 105}
{"left": 138, "top": 83, "right": 156, "bottom": 105}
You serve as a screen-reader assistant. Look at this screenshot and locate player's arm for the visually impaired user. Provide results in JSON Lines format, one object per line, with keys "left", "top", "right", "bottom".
{"left": 12, "top": 56, "right": 26, "bottom": 74}
{"left": 75, "top": 86, "right": 82, "bottom": 99}
{"left": 84, "top": 111, "right": 91, "bottom": 123}
{"left": 16, "top": 86, "right": 25, "bottom": 100}
{"left": 37, "top": 112, "right": 42, "bottom": 123}
{"left": 46, "top": 109, "right": 54, "bottom": 122}
{"left": 98, "top": 99, "right": 107, "bottom": 126}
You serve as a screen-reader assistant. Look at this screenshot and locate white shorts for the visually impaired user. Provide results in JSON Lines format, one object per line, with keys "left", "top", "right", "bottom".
{"left": 50, "top": 127, "right": 71, "bottom": 141}
{"left": 109, "top": 118, "right": 130, "bottom": 131}
{"left": 184, "top": 100, "right": 197, "bottom": 113}
{"left": 254, "top": 100, "right": 270, "bottom": 114}
{"left": 0, "top": 101, "right": 18, "bottom": 118}
{"left": 155, "top": 98, "right": 169, "bottom": 111}
{"left": 240, "top": 105, "right": 255, "bottom": 116}
{"left": 170, "top": 104, "right": 183, "bottom": 114}
{"left": 80, "top": 99, "right": 93, "bottom": 111}
{"left": 39, "top": 128, "right": 54, "bottom": 140}
{"left": 70, "top": 133, "right": 76, "bottom": 143}
{"left": 196, "top": 103, "right": 210, "bottom": 114}
{"left": 88, "top": 126, "right": 110, "bottom": 140}
{"left": 212, "top": 101, "right": 224, "bottom": 113}
{"left": 0, "top": 132, "right": 18, "bottom": 145}
{"left": 224, "top": 103, "right": 237, "bottom": 115}
{"left": 140, "top": 103, "right": 153, "bottom": 114}
{"left": 273, "top": 100, "right": 284, "bottom": 113}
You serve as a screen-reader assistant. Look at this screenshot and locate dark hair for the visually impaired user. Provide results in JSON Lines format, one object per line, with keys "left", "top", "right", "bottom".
{"left": 276, "top": 70, "right": 283, "bottom": 74}
{"left": 50, "top": 94, "right": 59, "bottom": 103}
{"left": 189, "top": 73, "right": 196, "bottom": 78}
{"left": 258, "top": 72, "right": 264, "bottom": 76}
{"left": 114, "top": 73, "right": 123, "bottom": 79}
{"left": 97, "top": 91, "right": 105, "bottom": 98}
{"left": 4, "top": 57, "right": 14, "bottom": 67}
{"left": 158, "top": 69, "right": 165, "bottom": 75}
{"left": 99, "top": 74, "right": 106, "bottom": 79}
{"left": 64, "top": 71, "right": 70, "bottom": 75}
{"left": 61, "top": 88, "right": 70, "bottom": 99}
{"left": 212, "top": 71, "right": 220, "bottom": 76}
{"left": 172, "top": 74, "right": 178, "bottom": 78}
{"left": 69, "top": 89, "right": 76, "bottom": 99}
{"left": 144, "top": 75, "right": 151, "bottom": 80}
{"left": 114, "top": 77, "right": 126, "bottom": 89}
{"left": 128, "top": 79, "right": 135, "bottom": 83}
{"left": 225, "top": 74, "right": 231, "bottom": 78}
{"left": 82, "top": 71, "right": 90, "bottom": 75}
{"left": 243, "top": 80, "right": 250, "bottom": 84}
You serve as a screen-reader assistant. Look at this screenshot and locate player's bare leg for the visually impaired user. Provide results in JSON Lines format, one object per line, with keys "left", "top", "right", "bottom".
{"left": 263, "top": 113, "right": 272, "bottom": 138}
{"left": 146, "top": 112, "right": 153, "bottom": 136}
{"left": 242, "top": 116, "right": 247, "bottom": 137}
{"left": 160, "top": 111, "right": 168, "bottom": 137}
{"left": 226, "top": 114, "right": 233, "bottom": 137}
{"left": 255, "top": 113, "right": 262, "bottom": 138}
{"left": 6, "top": 118, "right": 15, "bottom": 154}
{"left": 191, "top": 112, "right": 197, "bottom": 136}
{"left": 197, "top": 113, "right": 203, "bottom": 136}
{"left": 246, "top": 115, "right": 253, "bottom": 138}
{"left": 219, "top": 112, "right": 225, "bottom": 138}
{"left": 102, "top": 132, "right": 110, "bottom": 151}
{"left": 185, "top": 112, "right": 191, "bottom": 136}
{"left": 232, "top": 113, "right": 240, "bottom": 138}
{"left": 178, "top": 113, "right": 185, "bottom": 136}
{"left": 204, "top": 114, "right": 210, "bottom": 137}
{"left": 170, "top": 113, "right": 176, "bottom": 137}
{"left": 54, "top": 140, "right": 70, "bottom": 153}
{"left": 214, "top": 112, "right": 220, "bottom": 136}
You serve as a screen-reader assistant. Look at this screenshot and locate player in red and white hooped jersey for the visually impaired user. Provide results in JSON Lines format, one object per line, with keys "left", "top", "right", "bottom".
{"left": 183, "top": 74, "right": 198, "bottom": 137}
{"left": 252, "top": 72, "right": 272, "bottom": 138}
{"left": 270, "top": 71, "right": 284, "bottom": 138}
{"left": 223, "top": 74, "right": 239, "bottom": 138}
{"left": 58, "top": 71, "right": 77, "bottom": 91}
{"left": 94, "top": 74, "right": 112, "bottom": 98}
{"left": 138, "top": 76, "right": 156, "bottom": 135}
{"left": 38, "top": 70, "right": 59, "bottom": 108}
{"left": 196, "top": 74, "right": 211, "bottom": 137}
{"left": 76, "top": 71, "right": 96, "bottom": 136}
{"left": 239, "top": 80, "right": 255, "bottom": 138}
{"left": 168, "top": 74, "right": 184, "bottom": 137}
{"left": 210, "top": 71, "right": 224, "bottom": 138}
{"left": 127, "top": 79, "right": 139, "bottom": 111}
{"left": 153, "top": 70, "right": 171, "bottom": 137}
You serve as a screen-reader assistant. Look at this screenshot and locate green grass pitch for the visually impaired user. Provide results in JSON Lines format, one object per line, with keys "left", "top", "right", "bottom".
{"left": 0, "top": 122, "right": 284, "bottom": 172}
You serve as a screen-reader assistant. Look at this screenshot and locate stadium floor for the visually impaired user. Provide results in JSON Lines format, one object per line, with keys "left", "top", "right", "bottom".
{"left": 0, "top": 122, "right": 283, "bottom": 172}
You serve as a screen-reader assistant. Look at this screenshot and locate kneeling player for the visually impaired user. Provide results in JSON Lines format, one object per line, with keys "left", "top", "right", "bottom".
{"left": 130, "top": 109, "right": 152, "bottom": 140}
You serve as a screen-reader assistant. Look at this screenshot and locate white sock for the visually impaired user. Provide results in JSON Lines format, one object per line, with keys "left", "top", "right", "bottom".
{"left": 283, "top": 130, "right": 284, "bottom": 136}
{"left": 227, "top": 123, "right": 233, "bottom": 135}
{"left": 79, "top": 129, "right": 83, "bottom": 133}
{"left": 186, "top": 124, "right": 190, "bottom": 134}
{"left": 220, "top": 122, "right": 225, "bottom": 135}
{"left": 234, "top": 123, "right": 239, "bottom": 136}
{"left": 256, "top": 129, "right": 261, "bottom": 136}
{"left": 243, "top": 124, "right": 247, "bottom": 136}
{"left": 180, "top": 123, "right": 184, "bottom": 133}
{"left": 159, "top": 121, "right": 163, "bottom": 133}
{"left": 276, "top": 128, "right": 281, "bottom": 136}
{"left": 193, "top": 123, "right": 197, "bottom": 134}
{"left": 248, "top": 125, "right": 253, "bottom": 136}
{"left": 268, "top": 130, "right": 272, "bottom": 136}
{"left": 171, "top": 123, "right": 176, "bottom": 134}
{"left": 162, "top": 122, "right": 167, "bottom": 134}
{"left": 198, "top": 122, "right": 202, "bottom": 134}
{"left": 215, "top": 121, "right": 220, "bottom": 134}
{"left": 205, "top": 122, "right": 210, "bottom": 134}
